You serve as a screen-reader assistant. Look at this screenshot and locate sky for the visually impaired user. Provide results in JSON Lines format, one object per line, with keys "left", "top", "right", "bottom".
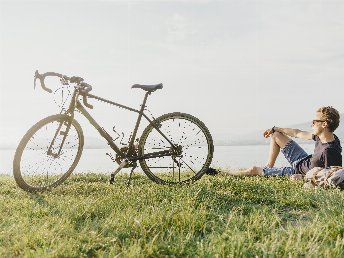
{"left": 1, "top": 0, "right": 344, "bottom": 146}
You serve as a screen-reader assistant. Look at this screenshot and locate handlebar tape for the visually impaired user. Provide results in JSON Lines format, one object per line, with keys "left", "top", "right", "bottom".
{"left": 80, "top": 82, "right": 92, "bottom": 93}
{"left": 34, "top": 70, "right": 66, "bottom": 93}
{"left": 80, "top": 92, "right": 93, "bottom": 109}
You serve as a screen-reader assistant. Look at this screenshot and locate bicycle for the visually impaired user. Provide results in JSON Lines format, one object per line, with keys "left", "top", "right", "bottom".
{"left": 13, "top": 70, "right": 214, "bottom": 192}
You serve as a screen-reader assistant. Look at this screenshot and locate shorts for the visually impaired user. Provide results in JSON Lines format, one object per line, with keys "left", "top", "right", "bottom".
{"left": 262, "top": 140, "right": 308, "bottom": 176}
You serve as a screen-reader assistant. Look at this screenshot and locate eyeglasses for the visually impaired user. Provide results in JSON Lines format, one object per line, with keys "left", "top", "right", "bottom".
{"left": 312, "top": 119, "right": 326, "bottom": 124}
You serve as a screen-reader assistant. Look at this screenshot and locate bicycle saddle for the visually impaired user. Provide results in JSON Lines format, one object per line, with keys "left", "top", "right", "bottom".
{"left": 131, "top": 83, "right": 163, "bottom": 92}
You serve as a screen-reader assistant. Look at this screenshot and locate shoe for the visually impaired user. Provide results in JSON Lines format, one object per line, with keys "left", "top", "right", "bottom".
{"left": 205, "top": 167, "right": 220, "bottom": 176}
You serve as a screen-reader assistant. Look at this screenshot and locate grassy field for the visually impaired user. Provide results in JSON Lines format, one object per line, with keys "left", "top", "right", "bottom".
{"left": 0, "top": 172, "right": 343, "bottom": 257}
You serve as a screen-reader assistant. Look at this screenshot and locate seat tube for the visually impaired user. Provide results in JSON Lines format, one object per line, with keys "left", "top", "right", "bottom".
{"left": 128, "top": 92, "right": 150, "bottom": 154}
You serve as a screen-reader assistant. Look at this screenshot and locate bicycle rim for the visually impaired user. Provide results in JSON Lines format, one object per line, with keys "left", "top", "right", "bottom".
{"left": 139, "top": 112, "right": 213, "bottom": 184}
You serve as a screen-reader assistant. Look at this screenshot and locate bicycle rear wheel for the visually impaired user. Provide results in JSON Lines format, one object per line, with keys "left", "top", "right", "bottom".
{"left": 139, "top": 112, "right": 214, "bottom": 184}
{"left": 13, "top": 114, "right": 84, "bottom": 192}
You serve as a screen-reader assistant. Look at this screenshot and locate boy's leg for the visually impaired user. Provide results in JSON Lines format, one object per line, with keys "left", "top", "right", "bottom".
{"left": 224, "top": 166, "right": 264, "bottom": 176}
{"left": 266, "top": 132, "right": 291, "bottom": 168}
{"left": 231, "top": 132, "right": 291, "bottom": 176}
{"left": 236, "top": 166, "right": 293, "bottom": 176}
{"left": 226, "top": 132, "right": 306, "bottom": 177}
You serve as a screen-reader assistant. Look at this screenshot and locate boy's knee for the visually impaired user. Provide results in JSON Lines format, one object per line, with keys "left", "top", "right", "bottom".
{"left": 272, "top": 131, "right": 283, "bottom": 139}
{"left": 272, "top": 131, "right": 290, "bottom": 147}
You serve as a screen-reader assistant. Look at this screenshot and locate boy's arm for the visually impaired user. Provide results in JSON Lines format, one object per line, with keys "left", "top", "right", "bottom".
{"left": 266, "top": 127, "right": 313, "bottom": 140}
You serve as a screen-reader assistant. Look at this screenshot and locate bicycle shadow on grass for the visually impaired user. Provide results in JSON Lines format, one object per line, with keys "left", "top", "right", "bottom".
{"left": 28, "top": 191, "right": 67, "bottom": 218}
{"left": 29, "top": 192, "right": 50, "bottom": 206}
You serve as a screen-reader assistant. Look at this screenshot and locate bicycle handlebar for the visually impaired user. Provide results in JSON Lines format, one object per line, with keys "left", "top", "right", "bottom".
{"left": 34, "top": 71, "right": 64, "bottom": 93}
{"left": 34, "top": 70, "right": 93, "bottom": 109}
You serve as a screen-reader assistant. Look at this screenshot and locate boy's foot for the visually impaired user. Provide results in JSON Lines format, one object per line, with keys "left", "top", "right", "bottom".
{"left": 205, "top": 167, "right": 220, "bottom": 176}
{"left": 224, "top": 166, "right": 263, "bottom": 176}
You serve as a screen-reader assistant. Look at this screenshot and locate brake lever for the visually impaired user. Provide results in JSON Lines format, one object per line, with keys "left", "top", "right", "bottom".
{"left": 70, "top": 76, "right": 84, "bottom": 84}
{"left": 82, "top": 94, "right": 93, "bottom": 109}
{"left": 60, "top": 76, "right": 69, "bottom": 85}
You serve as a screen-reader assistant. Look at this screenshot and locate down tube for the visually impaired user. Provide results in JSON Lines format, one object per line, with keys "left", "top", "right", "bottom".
{"left": 76, "top": 101, "right": 125, "bottom": 158}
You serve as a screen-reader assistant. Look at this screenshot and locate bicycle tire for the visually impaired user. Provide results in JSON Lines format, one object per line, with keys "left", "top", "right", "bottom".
{"left": 138, "top": 112, "right": 214, "bottom": 184}
{"left": 13, "top": 114, "right": 84, "bottom": 192}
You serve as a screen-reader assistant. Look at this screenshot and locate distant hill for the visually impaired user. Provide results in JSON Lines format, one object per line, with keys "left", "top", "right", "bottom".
{"left": 84, "top": 136, "right": 108, "bottom": 149}
{"left": 0, "top": 136, "right": 108, "bottom": 150}
{"left": 214, "top": 114, "right": 344, "bottom": 146}
{"left": 2, "top": 115, "right": 344, "bottom": 149}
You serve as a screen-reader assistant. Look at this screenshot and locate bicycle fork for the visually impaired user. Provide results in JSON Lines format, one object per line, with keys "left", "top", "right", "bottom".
{"left": 47, "top": 118, "right": 73, "bottom": 158}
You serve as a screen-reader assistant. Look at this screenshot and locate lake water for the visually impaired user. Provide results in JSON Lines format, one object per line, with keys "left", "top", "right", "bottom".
{"left": 0, "top": 144, "right": 315, "bottom": 175}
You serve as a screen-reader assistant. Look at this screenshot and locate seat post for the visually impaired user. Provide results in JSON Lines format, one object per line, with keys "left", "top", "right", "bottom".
{"left": 141, "top": 91, "right": 151, "bottom": 108}
{"left": 127, "top": 91, "right": 150, "bottom": 154}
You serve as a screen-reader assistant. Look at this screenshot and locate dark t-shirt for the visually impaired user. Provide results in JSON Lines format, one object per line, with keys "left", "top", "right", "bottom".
{"left": 296, "top": 134, "right": 342, "bottom": 174}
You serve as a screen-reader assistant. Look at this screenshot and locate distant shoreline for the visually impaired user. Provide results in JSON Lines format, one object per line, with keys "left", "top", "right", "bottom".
{"left": 0, "top": 142, "right": 318, "bottom": 151}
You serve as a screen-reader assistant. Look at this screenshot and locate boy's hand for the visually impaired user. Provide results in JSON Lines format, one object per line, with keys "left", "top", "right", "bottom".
{"left": 263, "top": 128, "right": 273, "bottom": 138}
{"left": 290, "top": 174, "right": 303, "bottom": 181}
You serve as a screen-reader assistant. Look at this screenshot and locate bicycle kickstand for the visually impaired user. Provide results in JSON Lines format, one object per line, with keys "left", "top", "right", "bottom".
{"left": 127, "top": 162, "right": 137, "bottom": 187}
{"left": 109, "top": 159, "right": 128, "bottom": 184}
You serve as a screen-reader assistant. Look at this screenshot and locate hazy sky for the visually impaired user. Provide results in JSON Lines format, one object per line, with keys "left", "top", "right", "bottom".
{"left": 1, "top": 0, "right": 344, "bottom": 146}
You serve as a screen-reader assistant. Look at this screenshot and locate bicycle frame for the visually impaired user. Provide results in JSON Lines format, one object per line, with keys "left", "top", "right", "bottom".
{"left": 63, "top": 88, "right": 177, "bottom": 163}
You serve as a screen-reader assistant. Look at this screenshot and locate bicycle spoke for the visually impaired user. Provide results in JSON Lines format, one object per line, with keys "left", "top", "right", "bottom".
{"left": 172, "top": 160, "right": 175, "bottom": 180}
{"left": 147, "top": 166, "right": 175, "bottom": 169}
{"left": 179, "top": 157, "right": 196, "bottom": 174}
{"left": 178, "top": 158, "right": 181, "bottom": 182}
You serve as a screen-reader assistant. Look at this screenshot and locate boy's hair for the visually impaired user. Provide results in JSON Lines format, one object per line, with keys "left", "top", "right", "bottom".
{"left": 317, "top": 106, "right": 340, "bottom": 132}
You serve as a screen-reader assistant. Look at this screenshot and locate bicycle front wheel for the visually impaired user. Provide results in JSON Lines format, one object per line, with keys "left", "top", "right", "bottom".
{"left": 13, "top": 114, "right": 84, "bottom": 192}
{"left": 139, "top": 112, "right": 214, "bottom": 184}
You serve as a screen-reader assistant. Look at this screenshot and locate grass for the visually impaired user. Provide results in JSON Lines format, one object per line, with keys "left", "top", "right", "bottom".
{"left": 0, "top": 172, "right": 343, "bottom": 257}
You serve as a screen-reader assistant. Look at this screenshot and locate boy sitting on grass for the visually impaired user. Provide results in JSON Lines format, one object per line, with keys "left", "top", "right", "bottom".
{"left": 231, "top": 106, "right": 342, "bottom": 180}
